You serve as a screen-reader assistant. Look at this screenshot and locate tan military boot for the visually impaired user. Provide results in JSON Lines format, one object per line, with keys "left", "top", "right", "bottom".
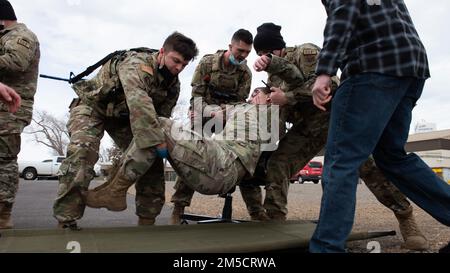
{"left": 439, "top": 241, "right": 450, "bottom": 253}
{"left": 0, "top": 202, "right": 13, "bottom": 229}
{"left": 138, "top": 217, "right": 155, "bottom": 226}
{"left": 85, "top": 171, "right": 133, "bottom": 211}
{"left": 250, "top": 211, "right": 270, "bottom": 222}
{"left": 395, "top": 206, "right": 429, "bottom": 251}
{"left": 169, "top": 205, "right": 185, "bottom": 225}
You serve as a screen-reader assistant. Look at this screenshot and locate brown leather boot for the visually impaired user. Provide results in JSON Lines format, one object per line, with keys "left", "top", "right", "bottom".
{"left": 395, "top": 206, "right": 429, "bottom": 251}
{"left": 85, "top": 171, "right": 133, "bottom": 211}
{"left": 0, "top": 202, "right": 13, "bottom": 229}
{"left": 267, "top": 211, "right": 287, "bottom": 221}
{"left": 169, "top": 205, "right": 185, "bottom": 225}
{"left": 250, "top": 210, "right": 270, "bottom": 222}
{"left": 439, "top": 241, "right": 450, "bottom": 253}
{"left": 138, "top": 217, "right": 155, "bottom": 226}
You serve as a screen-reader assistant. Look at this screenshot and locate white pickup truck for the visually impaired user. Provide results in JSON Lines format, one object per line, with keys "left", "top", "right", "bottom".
{"left": 18, "top": 156, "right": 65, "bottom": 180}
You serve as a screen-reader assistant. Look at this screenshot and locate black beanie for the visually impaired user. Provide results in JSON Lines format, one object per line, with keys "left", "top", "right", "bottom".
{"left": 0, "top": 0, "right": 17, "bottom": 21}
{"left": 253, "top": 23, "right": 286, "bottom": 53}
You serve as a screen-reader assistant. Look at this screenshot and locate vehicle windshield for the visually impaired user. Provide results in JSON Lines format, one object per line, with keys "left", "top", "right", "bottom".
{"left": 308, "top": 162, "right": 322, "bottom": 168}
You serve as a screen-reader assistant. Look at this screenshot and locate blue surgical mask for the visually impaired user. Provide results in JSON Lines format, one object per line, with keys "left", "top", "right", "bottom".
{"left": 229, "top": 54, "right": 246, "bottom": 66}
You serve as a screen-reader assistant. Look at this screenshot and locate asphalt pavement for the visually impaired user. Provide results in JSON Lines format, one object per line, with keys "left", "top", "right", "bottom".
{"left": 12, "top": 178, "right": 171, "bottom": 229}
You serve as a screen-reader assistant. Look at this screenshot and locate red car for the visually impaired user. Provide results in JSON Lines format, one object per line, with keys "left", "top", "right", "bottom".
{"left": 290, "top": 161, "right": 323, "bottom": 184}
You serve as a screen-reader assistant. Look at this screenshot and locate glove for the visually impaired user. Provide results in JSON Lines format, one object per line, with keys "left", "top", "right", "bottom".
{"left": 155, "top": 143, "right": 169, "bottom": 159}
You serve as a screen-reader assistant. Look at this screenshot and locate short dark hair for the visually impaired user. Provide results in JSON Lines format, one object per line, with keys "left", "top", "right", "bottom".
{"left": 257, "top": 86, "right": 271, "bottom": 94}
{"left": 231, "top": 29, "right": 253, "bottom": 45}
{"left": 251, "top": 87, "right": 270, "bottom": 98}
{"left": 163, "top": 32, "right": 199, "bottom": 61}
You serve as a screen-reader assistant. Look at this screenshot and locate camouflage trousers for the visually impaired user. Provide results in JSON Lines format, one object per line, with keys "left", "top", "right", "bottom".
{"left": 169, "top": 105, "right": 327, "bottom": 208}
{"left": 240, "top": 104, "right": 411, "bottom": 219}
{"left": 53, "top": 103, "right": 165, "bottom": 223}
{"left": 170, "top": 177, "right": 195, "bottom": 207}
{"left": 170, "top": 116, "right": 216, "bottom": 206}
{"left": 0, "top": 112, "right": 27, "bottom": 205}
{"left": 0, "top": 133, "right": 21, "bottom": 204}
{"left": 161, "top": 118, "right": 246, "bottom": 196}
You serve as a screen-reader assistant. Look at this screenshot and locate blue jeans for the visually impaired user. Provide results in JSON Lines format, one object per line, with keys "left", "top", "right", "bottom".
{"left": 309, "top": 73, "right": 450, "bottom": 253}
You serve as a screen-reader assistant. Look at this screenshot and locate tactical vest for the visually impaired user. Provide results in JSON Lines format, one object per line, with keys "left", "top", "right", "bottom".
{"left": 284, "top": 43, "right": 320, "bottom": 80}
{"left": 202, "top": 51, "right": 248, "bottom": 104}
{"left": 71, "top": 48, "right": 161, "bottom": 118}
{"left": 267, "top": 43, "right": 320, "bottom": 92}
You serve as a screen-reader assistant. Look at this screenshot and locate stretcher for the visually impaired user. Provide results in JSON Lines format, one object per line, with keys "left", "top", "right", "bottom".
{"left": 0, "top": 220, "right": 395, "bottom": 253}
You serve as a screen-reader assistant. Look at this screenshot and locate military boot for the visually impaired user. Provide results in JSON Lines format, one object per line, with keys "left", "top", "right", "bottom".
{"left": 138, "top": 217, "right": 155, "bottom": 226}
{"left": 250, "top": 210, "right": 270, "bottom": 222}
{"left": 395, "top": 206, "right": 429, "bottom": 251}
{"left": 169, "top": 204, "right": 185, "bottom": 225}
{"left": 0, "top": 202, "right": 13, "bottom": 229}
{"left": 57, "top": 220, "right": 81, "bottom": 231}
{"left": 267, "top": 211, "right": 286, "bottom": 221}
{"left": 85, "top": 171, "right": 133, "bottom": 211}
{"left": 439, "top": 241, "right": 450, "bottom": 253}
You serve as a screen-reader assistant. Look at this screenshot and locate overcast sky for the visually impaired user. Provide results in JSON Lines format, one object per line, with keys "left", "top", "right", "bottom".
{"left": 10, "top": 0, "right": 450, "bottom": 161}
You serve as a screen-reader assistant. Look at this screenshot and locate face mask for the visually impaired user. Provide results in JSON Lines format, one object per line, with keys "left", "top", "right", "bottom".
{"left": 229, "top": 54, "right": 246, "bottom": 66}
{"left": 158, "top": 56, "right": 176, "bottom": 83}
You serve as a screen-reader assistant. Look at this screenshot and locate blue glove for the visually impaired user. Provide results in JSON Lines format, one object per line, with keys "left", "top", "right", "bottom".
{"left": 156, "top": 146, "right": 169, "bottom": 159}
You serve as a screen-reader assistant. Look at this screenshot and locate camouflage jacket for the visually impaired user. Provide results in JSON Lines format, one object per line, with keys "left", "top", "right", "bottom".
{"left": 170, "top": 103, "right": 275, "bottom": 177}
{"left": 72, "top": 50, "right": 180, "bottom": 149}
{"left": 191, "top": 50, "right": 251, "bottom": 115}
{"left": 266, "top": 43, "right": 339, "bottom": 105}
{"left": 0, "top": 23, "right": 40, "bottom": 133}
{"left": 218, "top": 103, "right": 275, "bottom": 175}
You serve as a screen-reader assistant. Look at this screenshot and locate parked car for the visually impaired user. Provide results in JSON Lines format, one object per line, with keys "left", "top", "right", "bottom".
{"left": 18, "top": 156, "right": 65, "bottom": 180}
{"left": 290, "top": 161, "right": 323, "bottom": 184}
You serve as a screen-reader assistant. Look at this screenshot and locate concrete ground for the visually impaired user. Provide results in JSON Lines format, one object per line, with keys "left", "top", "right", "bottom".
{"left": 10, "top": 178, "right": 449, "bottom": 253}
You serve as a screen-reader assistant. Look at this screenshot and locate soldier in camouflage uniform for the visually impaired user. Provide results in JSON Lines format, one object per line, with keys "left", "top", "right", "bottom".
{"left": 0, "top": 82, "right": 21, "bottom": 113}
{"left": 0, "top": 0, "right": 40, "bottom": 229}
{"left": 169, "top": 29, "right": 254, "bottom": 224}
{"left": 53, "top": 32, "right": 198, "bottom": 229}
{"left": 243, "top": 23, "right": 428, "bottom": 250}
{"left": 84, "top": 87, "right": 277, "bottom": 209}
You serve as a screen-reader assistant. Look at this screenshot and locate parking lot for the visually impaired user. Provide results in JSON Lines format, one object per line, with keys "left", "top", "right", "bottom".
{"left": 164, "top": 181, "right": 449, "bottom": 253}
{"left": 8, "top": 178, "right": 449, "bottom": 253}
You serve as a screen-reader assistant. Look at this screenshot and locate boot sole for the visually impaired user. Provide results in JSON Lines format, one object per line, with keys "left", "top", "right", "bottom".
{"left": 86, "top": 203, "right": 127, "bottom": 211}
{"left": 402, "top": 236, "right": 430, "bottom": 251}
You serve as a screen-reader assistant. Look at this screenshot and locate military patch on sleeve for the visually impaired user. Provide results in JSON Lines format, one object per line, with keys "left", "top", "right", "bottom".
{"left": 140, "top": 64, "right": 154, "bottom": 76}
{"left": 302, "top": 49, "right": 318, "bottom": 56}
{"left": 17, "top": 38, "right": 31, "bottom": 49}
{"left": 302, "top": 48, "right": 319, "bottom": 64}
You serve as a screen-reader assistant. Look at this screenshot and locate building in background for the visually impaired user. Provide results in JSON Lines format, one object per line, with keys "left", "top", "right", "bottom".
{"left": 406, "top": 129, "right": 450, "bottom": 184}
{"left": 414, "top": 120, "right": 437, "bottom": 134}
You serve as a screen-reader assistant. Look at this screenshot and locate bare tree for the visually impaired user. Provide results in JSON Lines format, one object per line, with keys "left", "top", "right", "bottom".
{"left": 107, "top": 143, "right": 122, "bottom": 166}
{"left": 99, "top": 144, "right": 111, "bottom": 163}
{"left": 25, "top": 110, "right": 69, "bottom": 156}
{"left": 172, "top": 97, "right": 190, "bottom": 122}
